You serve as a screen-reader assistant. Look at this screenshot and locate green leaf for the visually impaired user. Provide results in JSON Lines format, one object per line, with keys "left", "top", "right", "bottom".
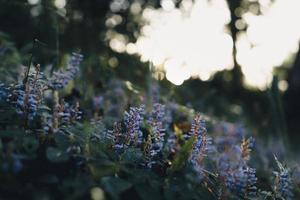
{"left": 46, "top": 147, "right": 69, "bottom": 163}
{"left": 23, "top": 136, "right": 39, "bottom": 154}
{"left": 135, "top": 183, "right": 162, "bottom": 200}
{"left": 88, "top": 160, "right": 119, "bottom": 178}
{"left": 101, "top": 177, "right": 132, "bottom": 200}
{"left": 38, "top": 174, "right": 59, "bottom": 184}
{"left": 38, "top": 105, "right": 52, "bottom": 111}
{"left": 125, "top": 169, "right": 162, "bottom": 200}
{"left": 54, "top": 133, "right": 71, "bottom": 150}
{"left": 121, "top": 148, "right": 143, "bottom": 163}
{"left": 170, "top": 136, "right": 196, "bottom": 172}
{"left": 0, "top": 130, "right": 23, "bottom": 138}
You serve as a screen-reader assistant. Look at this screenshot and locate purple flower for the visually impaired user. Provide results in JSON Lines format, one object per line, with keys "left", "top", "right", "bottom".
{"left": 186, "top": 114, "right": 206, "bottom": 140}
{"left": 216, "top": 133, "right": 257, "bottom": 197}
{"left": 189, "top": 115, "right": 207, "bottom": 158}
{"left": 147, "top": 104, "right": 165, "bottom": 156}
{"left": 274, "top": 156, "right": 294, "bottom": 200}
{"left": 144, "top": 103, "right": 166, "bottom": 167}
{"left": 111, "top": 122, "right": 125, "bottom": 153}
{"left": 49, "top": 52, "right": 83, "bottom": 89}
{"left": 6, "top": 84, "right": 40, "bottom": 120}
{"left": 0, "top": 83, "right": 9, "bottom": 101}
{"left": 214, "top": 122, "right": 246, "bottom": 148}
{"left": 165, "top": 131, "right": 178, "bottom": 155}
{"left": 123, "top": 105, "right": 145, "bottom": 147}
{"left": 4, "top": 63, "right": 46, "bottom": 121}
{"left": 58, "top": 100, "right": 83, "bottom": 125}
{"left": 188, "top": 114, "right": 214, "bottom": 177}
{"left": 224, "top": 166, "right": 257, "bottom": 198}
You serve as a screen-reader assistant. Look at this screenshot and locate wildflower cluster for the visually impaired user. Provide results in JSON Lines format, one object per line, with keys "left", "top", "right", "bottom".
{"left": 0, "top": 53, "right": 299, "bottom": 200}
{"left": 215, "top": 123, "right": 257, "bottom": 198}
{"left": 222, "top": 166, "right": 257, "bottom": 198}
{"left": 100, "top": 103, "right": 295, "bottom": 200}
{"left": 0, "top": 52, "right": 83, "bottom": 128}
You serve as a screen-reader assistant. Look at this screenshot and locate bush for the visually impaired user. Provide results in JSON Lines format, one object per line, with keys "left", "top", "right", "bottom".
{"left": 0, "top": 52, "right": 299, "bottom": 200}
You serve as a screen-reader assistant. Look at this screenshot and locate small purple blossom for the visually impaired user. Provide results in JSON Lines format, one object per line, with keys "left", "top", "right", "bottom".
{"left": 188, "top": 114, "right": 214, "bottom": 178}
{"left": 49, "top": 52, "right": 83, "bottom": 89}
{"left": 214, "top": 122, "right": 246, "bottom": 148}
{"left": 165, "top": 130, "right": 178, "bottom": 155}
{"left": 274, "top": 156, "right": 294, "bottom": 200}
{"left": 0, "top": 83, "right": 9, "bottom": 100}
{"left": 224, "top": 166, "right": 257, "bottom": 198}
{"left": 7, "top": 83, "right": 39, "bottom": 120}
{"left": 111, "top": 122, "right": 126, "bottom": 153}
{"left": 58, "top": 100, "right": 83, "bottom": 125}
{"left": 186, "top": 114, "right": 206, "bottom": 140}
{"left": 144, "top": 103, "right": 166, "bottom": 167}
{"left": 147, "top": 103, "right": 165, "bottom": 157}
{"left": 217, "top": 134, "right": 257, "bottom": 197}
{"left": 3, "top": 64, "right": 46, "bottom": 121}
{"left": 124, "top": 105, "right": 145, "bottom": 147}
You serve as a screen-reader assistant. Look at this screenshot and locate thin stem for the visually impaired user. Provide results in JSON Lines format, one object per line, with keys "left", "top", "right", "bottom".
{"left": 55, "top": 14, "right": 60, "bottom": 70}
{"left": 23, "top": 39, "right": 47, "bottom": 84}
{"left": 23, "top": 39, "right": 38, "bottom": 84}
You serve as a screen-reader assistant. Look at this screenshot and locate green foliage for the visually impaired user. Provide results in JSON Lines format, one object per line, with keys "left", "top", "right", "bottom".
{"left": 101, "top": 177, "right": 132, "bottom": 200}
{"left": 170, "top": 136, "right": 195, "bottom": 172}
{"left": 0, "top": 26, "right": 299, "bottom": 200}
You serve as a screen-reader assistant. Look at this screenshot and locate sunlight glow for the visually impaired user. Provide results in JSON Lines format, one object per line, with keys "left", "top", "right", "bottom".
{"left": 237, "top": 0, "right": 300, "bottom": 89}
{"left": 28, "top": 0, "right": 40, "bottom": 5}
{"left": 54, "top": 0, "right": 66, "bottom": 9}
{"left": 135, "top": 0, "right": 233, "bottom": 85}
{"left": 107, "top": 0, "right": 300, "bottom": 89}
